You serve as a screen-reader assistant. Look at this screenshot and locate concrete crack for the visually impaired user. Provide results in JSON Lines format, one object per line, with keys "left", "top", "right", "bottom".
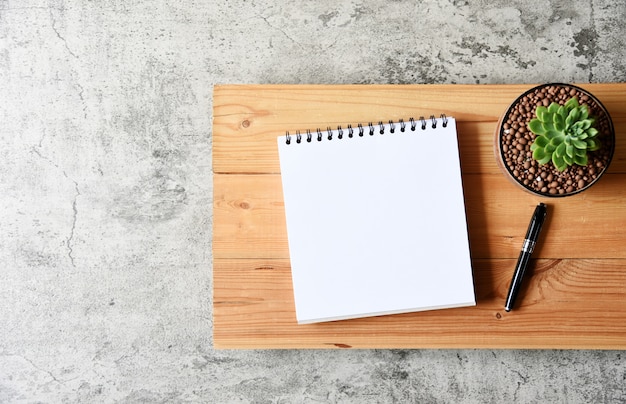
{"left": 30, "top": 146, "right": 80, "bottom": 268}
{"left": 37, "top": 127, "right": 47, "bottom": 148}
{"left": 75, "top": 81, "right": 88, "bottom": 119}
{"left": 255, "top": 13, "right": 303, "bottom": 48}
{"left": 67, "top": 177, "right": 80, "bottom": 268}
{"left": 49, "top": 8, "right": 78, "bottom": 59}
{"left": 20, "top": 355, "right": 62, "bottom": 385}
{"left": 48, "top": 8, "right": 88, "bottom": 117}
{"left": 114, "top": 346, "right": 139, "bottom": 365}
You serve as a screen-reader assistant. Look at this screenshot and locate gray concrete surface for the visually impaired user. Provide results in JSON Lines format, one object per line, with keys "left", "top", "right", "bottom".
{"left": 1, "top": 0, "right": 625, "bottom": 402}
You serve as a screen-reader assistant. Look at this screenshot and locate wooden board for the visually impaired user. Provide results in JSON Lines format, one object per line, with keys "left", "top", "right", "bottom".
{"left": 213, "top": 84, "right": 626, "bottom": 349}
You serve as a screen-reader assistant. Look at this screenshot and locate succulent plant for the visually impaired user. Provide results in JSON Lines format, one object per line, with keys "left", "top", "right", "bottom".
{"left": 528, "top": 97, "right": 600, "bottom": 171}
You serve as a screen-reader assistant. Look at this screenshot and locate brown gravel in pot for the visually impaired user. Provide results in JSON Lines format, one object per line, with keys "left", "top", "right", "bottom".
{"left": 499, "top": 84, "right": 614, "bottom": 195}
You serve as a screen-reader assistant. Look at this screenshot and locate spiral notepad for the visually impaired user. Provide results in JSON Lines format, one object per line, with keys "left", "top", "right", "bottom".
{"left": 277, "top": 116, "right": 475, "bottom": 324}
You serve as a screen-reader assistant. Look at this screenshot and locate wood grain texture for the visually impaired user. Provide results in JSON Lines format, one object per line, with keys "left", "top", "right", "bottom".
{"left": 213, "top": 258, "right": 626, "bottom": 349}
{"left": 213, "top": 84, "right": 626, "bottom": 174}
{"left": 213, "top": 173, "right": 626, "bottom": 260}
{"left": 212, "top": 84, "right": 626, "bottom": 349}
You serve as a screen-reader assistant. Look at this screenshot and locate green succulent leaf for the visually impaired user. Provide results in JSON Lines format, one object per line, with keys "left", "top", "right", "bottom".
{"left": 554, "top": 118, "right": 565, "bottom": 132}
{"left": 568, "top": 107, "right": 580, "bottom": 123}
{"left": 580, "top": 120, "right": 591, "bottom": 130}
{"left": 564, "top": 97, "right": 579, "bottom": 110}
{"left": 542, "top": 121, "right": 555, "bottom": 133}
{"left": 534, "top": 135, "right": 549, "bottom": 148}
{"left": 550, "top": 135, "right": 565, "bottom": 146}
{"left": 555, "top": 142, "right": 566, "bottom": 157}
{"left": 548, "top": 102, "right": 560, "bottom": 113}
{"left": 574, "top": 153, "right": 588, "bottom": 166}
{"left": 563, "top": 153, "right": 573, "bottom": 165}
{"left": 545, "top": 130, "right": 561, "bottom": 139}
{"left": 533, "top": 148, "right": 552, "bottom": 164}
{"left": 553, "top": 110, "right": 564, "bottom": 122}
{"left": 528, "top": 95, "right": 601, "bottom": 171}
{"left": 552, "top": 154, "right": 567, "bottom": 171}
{"left": 579, "top": 105, "right": 589, "bottom": 120}
{"left": 572, "top": 138, "right": 587, "bottom": 149}
{"left": 528, "top": 119, "right": 545, "bottom": 134}
{"left": 536, "top": 106, "right": 548, "bottom": 121}
{"left": 587, "top": 138, "right": 601, "bottom": 151}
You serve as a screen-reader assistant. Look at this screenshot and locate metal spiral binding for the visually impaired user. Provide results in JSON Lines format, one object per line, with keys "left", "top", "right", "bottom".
{"left": 285, "top": 114, "right": 448, "bottom": 144}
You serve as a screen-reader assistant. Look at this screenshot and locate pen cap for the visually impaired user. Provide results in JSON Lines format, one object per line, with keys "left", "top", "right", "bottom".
{"left": 525, "top": 203, "right": 547, "bottom": 241}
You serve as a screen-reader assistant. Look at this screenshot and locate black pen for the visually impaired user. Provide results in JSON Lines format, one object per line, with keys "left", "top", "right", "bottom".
{"left": 504, "top": 203, "right": 547, "bottom": 312}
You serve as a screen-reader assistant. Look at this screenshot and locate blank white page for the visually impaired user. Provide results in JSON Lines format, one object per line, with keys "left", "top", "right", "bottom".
{"left": 277, "top": 118, "right": 475, "bottom": 324}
